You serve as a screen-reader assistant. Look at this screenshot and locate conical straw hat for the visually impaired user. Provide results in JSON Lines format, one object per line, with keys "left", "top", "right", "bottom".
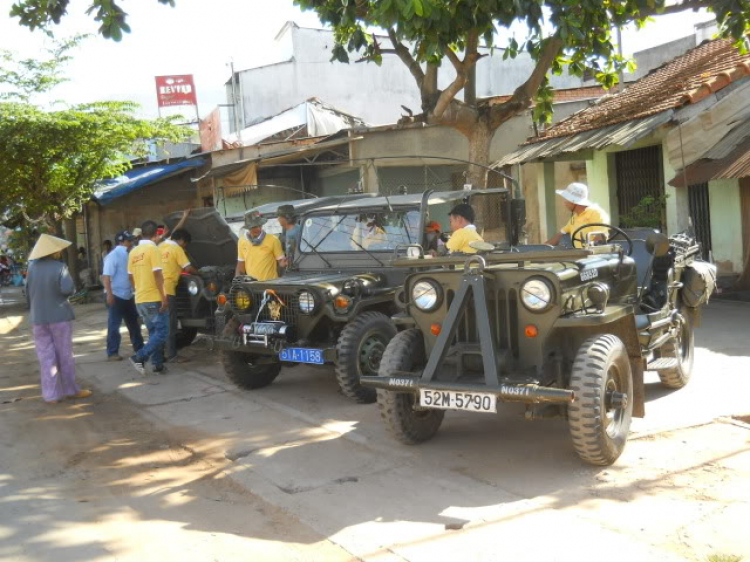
{"left": 28, "top": 233, "right": 72, "bottom": 261}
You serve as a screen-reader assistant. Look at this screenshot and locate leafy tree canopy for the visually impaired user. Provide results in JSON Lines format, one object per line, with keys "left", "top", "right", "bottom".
{"left": 0, "top": 39, "right": 189, "bottom": 227}
{"left": 10, "top": 0, "right": 175, "bottom": 41}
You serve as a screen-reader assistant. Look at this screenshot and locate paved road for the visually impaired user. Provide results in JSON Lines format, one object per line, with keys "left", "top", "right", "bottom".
{"left": 1, "top": 296, "right": 749, "bottom": 561}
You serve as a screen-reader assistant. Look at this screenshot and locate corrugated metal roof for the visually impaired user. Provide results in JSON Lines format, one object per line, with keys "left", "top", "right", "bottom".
{"left": 94, "top": 159, "right": 206, "bottom": 206}
{"left": 495, "top": 111, "right": 673, "bottom": 166}
{"left": 670, "top": 128, "right": 750, "bottom": 187}
{"left": 201, "top": 137, "right": 360, "bottom": 180}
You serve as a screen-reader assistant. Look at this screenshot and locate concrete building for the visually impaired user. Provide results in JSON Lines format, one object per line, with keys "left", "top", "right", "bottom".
{"left": 497, "top": 37, "right": 750, "bottom": 282}
{"left": 225, "top": 22, "right": 584, "bottom": 131}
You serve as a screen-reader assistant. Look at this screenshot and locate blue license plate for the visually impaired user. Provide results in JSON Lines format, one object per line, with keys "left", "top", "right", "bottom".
{"left": 279, "top": 348, "right": 325, "bottom": 364}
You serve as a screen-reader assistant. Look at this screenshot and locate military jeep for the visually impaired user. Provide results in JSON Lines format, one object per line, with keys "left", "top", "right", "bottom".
{"left": 211, "top": 188, "right": 511, "bottom": 403}
{"left": 364, "top": 224, "right": 716, "bottom": 465}
{"left": 164, "top": 198, "right": 357, "bottom": 347}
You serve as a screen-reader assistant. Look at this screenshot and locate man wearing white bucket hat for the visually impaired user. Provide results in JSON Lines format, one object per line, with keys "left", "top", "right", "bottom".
{"left": 545, "top": 182, "right": 610, "bottom": 248}
{"left": 26, "top": 234, "right": 93, "bottom": 403}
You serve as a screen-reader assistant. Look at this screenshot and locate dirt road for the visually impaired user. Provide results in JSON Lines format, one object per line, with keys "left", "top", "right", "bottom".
{"left": 1, "top": 289, "right": 749, "bottom": 561}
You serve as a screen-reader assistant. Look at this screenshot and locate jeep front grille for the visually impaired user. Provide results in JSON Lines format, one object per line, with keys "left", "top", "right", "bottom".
{"left": 231, "top": 288, "right": 301, "bottom": 325}
{"left": 252, "top": 291, "right": 301, "bottom": 324}
{"left": 175, "top": 283, "right": 193, "bottom": 316}
{"left": 451, "top": 289, "right": 519, "bottom": 358}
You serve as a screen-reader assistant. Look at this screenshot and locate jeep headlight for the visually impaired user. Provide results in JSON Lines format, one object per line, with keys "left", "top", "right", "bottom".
{"left": 299, "top": 291, "right": 316, "bottom": 314}
{"left": 232, "top": 288, "right": 252, "bottom": 311}
{"left": 187, "top": 280, "right": 200, "bottom": 296}
{"left": 412, "top": 280, "right": 441, "bottom": 312}
{"left": 521, "top": 278, "right": 553, "bottom": 312}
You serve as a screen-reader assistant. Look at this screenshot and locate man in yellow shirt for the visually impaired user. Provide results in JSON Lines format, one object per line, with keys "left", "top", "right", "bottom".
{"left": 546, "top": 183, "right": 610, "bottom": 248}
{"left": 160, "top": 229, "right": 198, "bottom": 362}
{"left": 235, "top": 211, "right": 285, "bottom": 281}
{"left": 127, "top": 220, "right": 169, "bottom": 375}
{"left": 446, "top": 204, "right": 484, "bottom": 254}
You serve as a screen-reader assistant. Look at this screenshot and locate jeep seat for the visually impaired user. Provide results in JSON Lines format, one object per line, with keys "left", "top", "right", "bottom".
{"left": 612, "top": 238, "right": 654, "bottom": 290}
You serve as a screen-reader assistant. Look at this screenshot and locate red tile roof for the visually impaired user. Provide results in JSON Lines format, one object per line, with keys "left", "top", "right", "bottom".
{"left": 486, "top": 85, "right": 607, "bottom": 106}
{"left": 530, "top": 39, "right": 750, "bottom": 143}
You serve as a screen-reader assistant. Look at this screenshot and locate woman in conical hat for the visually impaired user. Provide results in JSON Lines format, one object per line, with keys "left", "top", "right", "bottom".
{"left": 26, "top": 234, "right": 93, "bottom": 404}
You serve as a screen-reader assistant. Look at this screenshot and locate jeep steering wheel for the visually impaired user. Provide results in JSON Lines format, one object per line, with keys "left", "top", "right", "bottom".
{"left": 570, "top": 223, "right": 633, "bottom": 256}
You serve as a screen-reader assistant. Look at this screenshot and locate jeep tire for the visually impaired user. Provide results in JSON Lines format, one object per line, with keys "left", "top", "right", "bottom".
{"left": 657, "top": 311, "right": 694, "bottom": 389}
{"left": 220, "top": 320, "right": 281, "bottom": 390}
{"left": 377, "top": 329, "right": 444, "bottom": 444}
{"left": 335, "top": 311, "right": 397, "bottom": 403}
{"left": 568, "top": 334, "right": 633, "bottom": 466}
{"left": 175, "top": 327, "right": 199, "bottom": 349}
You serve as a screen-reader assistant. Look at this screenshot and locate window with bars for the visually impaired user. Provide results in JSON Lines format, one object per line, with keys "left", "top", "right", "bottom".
{"left": 688, "top": 182, "right": 712, "bottom": 260}
{"left": 615, "top": 145, "right": 665, "bottom": 229}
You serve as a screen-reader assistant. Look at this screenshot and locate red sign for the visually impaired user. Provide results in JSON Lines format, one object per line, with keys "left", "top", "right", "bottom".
{"left": 155, "top": 75, "right": 198, "bottom": 108}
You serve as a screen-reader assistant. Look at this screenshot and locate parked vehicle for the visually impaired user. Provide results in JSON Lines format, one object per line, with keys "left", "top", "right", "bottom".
{"left": 210, "top": 188, "right": 512, "bottom": 403}
{"left": 164, "top": 198, "right": 365, "bottom": 347}
{"left": 363, "top": 226, "right": 715, "bottom": 465}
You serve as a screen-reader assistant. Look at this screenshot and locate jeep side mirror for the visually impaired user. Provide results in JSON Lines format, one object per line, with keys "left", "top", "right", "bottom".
{"left": 646, "top": 233, "right": 670, "bottom": 257}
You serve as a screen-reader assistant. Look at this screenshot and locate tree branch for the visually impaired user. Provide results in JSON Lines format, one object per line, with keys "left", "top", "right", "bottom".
{"left": 387, "top": 28, "right": 424, "bottom": 91}
{"left": 464, "top": 30, "right": 480, "bottom": 105}
{"left": 433, "top": 31, "right": 485, "bottom": 119}
{"left": 489, "top": 36, "right": 564, "bottom": 129}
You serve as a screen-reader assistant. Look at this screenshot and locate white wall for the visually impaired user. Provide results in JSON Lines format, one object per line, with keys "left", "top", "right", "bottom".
{"left": 231, "top": 25, "right": 585, "bottom": 130}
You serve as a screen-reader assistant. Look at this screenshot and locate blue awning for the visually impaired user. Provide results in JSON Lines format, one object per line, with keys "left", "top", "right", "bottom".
{"left": 94, "top": 159, "right": 205, "bottom": 206}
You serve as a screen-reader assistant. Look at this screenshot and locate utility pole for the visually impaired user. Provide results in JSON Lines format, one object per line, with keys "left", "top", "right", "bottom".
{"left": 228, "top": 60, "right": 243, "bottom": 135}
{"left": 616, "top": 25, "right": 626, "bottom": 92}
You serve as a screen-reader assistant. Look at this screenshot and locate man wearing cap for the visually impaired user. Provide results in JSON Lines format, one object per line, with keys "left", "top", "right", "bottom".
{"left": 160, "top": 228, "right": 198, "bottom": 361}
{"left": 277, "top": 204, "right": 298, "bottom": 267}
{"left": 128, "top": 220, "right": 169, "bottom": 374}
{"left": 545, "top": 182, "right": 610, "bottom": 248}
{"left": 103, "top": 231, "right": 144, "bottom": 361}
{"left": 446, "top": 203, "right": 484, "bottom": 254}
{"left": 131, "top": 227, "right": 142, "bottom": 244}
{"left": 236, "top": 212, "right": 285, "bottom": 281}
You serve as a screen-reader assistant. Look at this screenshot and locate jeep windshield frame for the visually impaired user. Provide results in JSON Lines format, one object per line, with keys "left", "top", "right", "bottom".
{"left": 292, "top": 188, "right": 512, "bottom": 270}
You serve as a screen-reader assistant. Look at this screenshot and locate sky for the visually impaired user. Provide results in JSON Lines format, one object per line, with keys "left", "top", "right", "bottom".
{"left": 0, "top": 0, "right": 716, "bottom": 120}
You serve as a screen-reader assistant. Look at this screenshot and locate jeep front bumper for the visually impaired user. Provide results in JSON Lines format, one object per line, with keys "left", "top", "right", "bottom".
{"left": 208, "top": 320, "right": 338, "bottom": 363}
{"left": 361, "top": 374, "right": 575, "bottom": 405}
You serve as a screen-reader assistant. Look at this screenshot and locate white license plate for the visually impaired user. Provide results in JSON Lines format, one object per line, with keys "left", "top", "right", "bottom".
{"left": 419, "top": 389, "right": 496, "bottom": 413}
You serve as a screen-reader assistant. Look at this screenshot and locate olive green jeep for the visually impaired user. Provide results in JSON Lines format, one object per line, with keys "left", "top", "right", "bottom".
{"left": 363, "top": 226, "right": 716, "bottom": 465}
{"left": 210, "top": 188, "right": 512, "bottom": 403}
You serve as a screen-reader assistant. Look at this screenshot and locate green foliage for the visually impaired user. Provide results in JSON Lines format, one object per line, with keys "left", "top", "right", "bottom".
{"left": 619, "top": 194, "right": 670, "bottom": 229}
{"left": 292, "top": 0, "right": 750, "bottom": 122}
{"left": 10, "top": 0, "right": 175, "bottom": 41}
{"left": 0, "top": 40, "right": 189, "bottom": 225}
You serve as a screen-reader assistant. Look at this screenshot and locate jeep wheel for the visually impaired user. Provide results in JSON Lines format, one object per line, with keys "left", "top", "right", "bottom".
{"left": 175, "top": 327, "right": 199, "bottom": 349}
{"left": 657, "top": 312, "right": 694, "bottom": 389}
{"left": 222, "top": 351, "right": 281, "bottom": 390}
{"left": 220, "top": 319, "right": 280, "bottom": 390}
{"left": 377, "top": 329, "right": 444, "bottom": 444}
{"left": 335, "top": 311, "right": 397, "bottom": 403}
{"left": 568, "top": 334, "right": 633, "bottom": 466}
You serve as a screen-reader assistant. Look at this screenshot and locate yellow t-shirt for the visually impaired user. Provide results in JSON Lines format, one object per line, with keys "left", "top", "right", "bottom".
{"left": 561, "top": 205, "right": 610, "bottom": 248}
{"left": 446, "top": 226, "right": 483, "bottom": 254}
{"left": 237, "top": 233, "right": 284, "bottom": 281}
{"left": 160, "top": 240, "right": 191, "bottom": 296}
{"left": 127, "top": 241, "right": 163, "bottom": 304}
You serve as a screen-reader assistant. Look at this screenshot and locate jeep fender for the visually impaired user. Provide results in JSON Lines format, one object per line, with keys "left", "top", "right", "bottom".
{"left": 551, "top": 307, "right": 645, "bottom": 418}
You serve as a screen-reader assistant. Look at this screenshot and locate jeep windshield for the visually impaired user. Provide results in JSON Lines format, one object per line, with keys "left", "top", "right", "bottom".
{"left": 300, "top": 210, "right": 420, "bottom": 253}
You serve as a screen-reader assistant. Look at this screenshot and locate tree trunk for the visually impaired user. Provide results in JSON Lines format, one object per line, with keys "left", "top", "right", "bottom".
{"left": 466, "top": 121, "right": 493, "bottom": 188}
{"left": 62, "top": 218, "right": 80, "bottom": 289}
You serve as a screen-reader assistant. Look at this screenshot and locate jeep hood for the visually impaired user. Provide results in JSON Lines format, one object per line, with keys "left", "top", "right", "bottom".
{"left": 164, "top": 208, "right": 237, "bottom": 268}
